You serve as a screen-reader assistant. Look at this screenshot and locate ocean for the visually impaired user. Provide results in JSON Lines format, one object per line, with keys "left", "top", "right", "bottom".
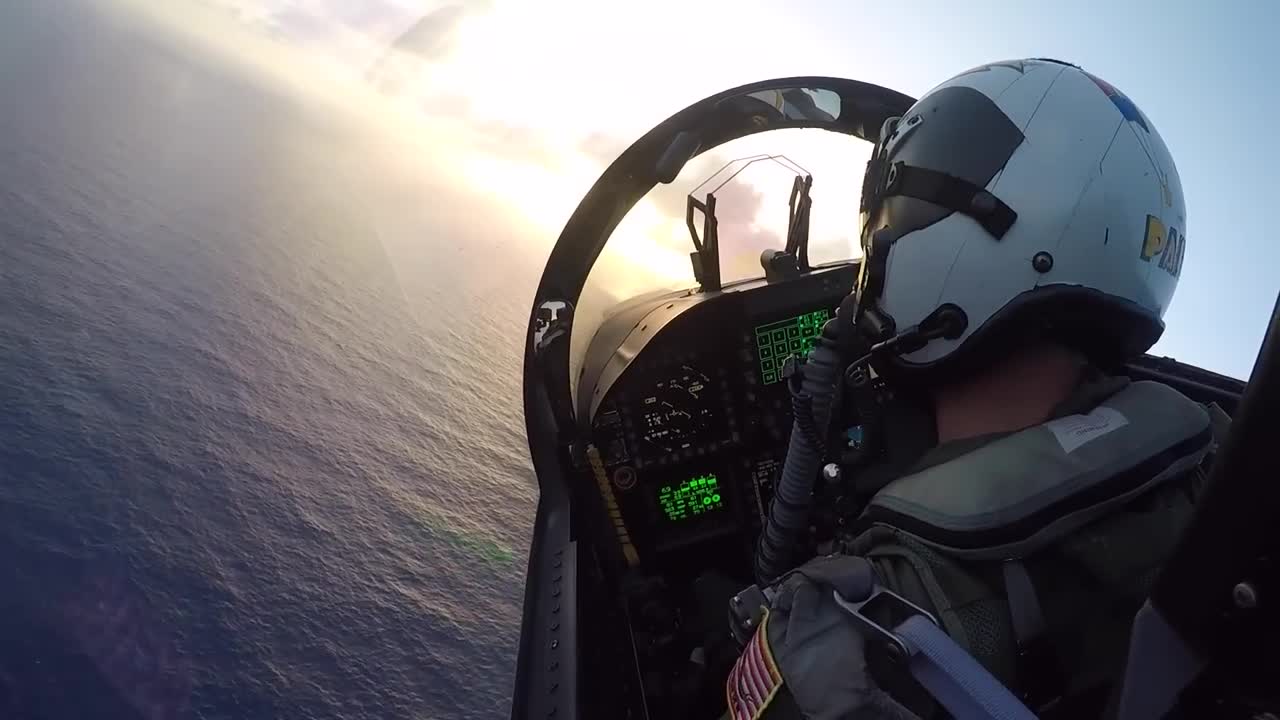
{"left": 0, "top": 1, "right": 542, "bottom": 718}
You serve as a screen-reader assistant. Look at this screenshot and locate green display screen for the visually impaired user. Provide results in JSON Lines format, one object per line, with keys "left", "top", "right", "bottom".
{"left": 754, "top": 309, "right": 831, "bottom": 385}
{"left": 657, "top": 474, "right": 724, "bottom": 522}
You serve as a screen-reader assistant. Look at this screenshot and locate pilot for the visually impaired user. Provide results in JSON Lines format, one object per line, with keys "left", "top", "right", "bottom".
{"left": 723, "top": 59, "right": 1222, "bottom": 720}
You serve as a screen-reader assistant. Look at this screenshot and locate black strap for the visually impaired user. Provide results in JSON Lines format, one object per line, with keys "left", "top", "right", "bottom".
{"left": 884, "top": 162, "right": 1017, "bottom": 239}
{"left": 1003, "top": 561, "right": 1046, "bottom": 646}
{"left": 1002, "top": 560, "right": 1067, "bottom": 712}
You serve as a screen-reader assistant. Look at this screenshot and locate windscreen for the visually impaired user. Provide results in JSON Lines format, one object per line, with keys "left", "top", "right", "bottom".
{"left": 570, "top": 128, "right": 874, "bottom": 407}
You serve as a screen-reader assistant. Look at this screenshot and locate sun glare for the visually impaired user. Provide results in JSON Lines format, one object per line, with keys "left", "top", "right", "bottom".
{"left": 458, "top": 152, "right": 596, "bottom": 242}
{"left": 105, "top": 0, "right": 880, "bottom": 287}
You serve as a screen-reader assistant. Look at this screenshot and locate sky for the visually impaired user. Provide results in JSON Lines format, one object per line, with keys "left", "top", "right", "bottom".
{"left": 109, "top": 0, "right": 1277, "bottom": 380}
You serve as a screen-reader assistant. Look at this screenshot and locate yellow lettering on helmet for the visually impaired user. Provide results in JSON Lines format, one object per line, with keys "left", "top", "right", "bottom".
{"left": 1158, "top": 226, "right": 1185, "bottom": 278}
{"left": 1141, "top": 215, "right": 1167, "bottom": 261}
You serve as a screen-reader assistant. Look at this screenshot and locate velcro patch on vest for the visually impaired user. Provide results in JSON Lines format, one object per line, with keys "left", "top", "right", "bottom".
{"left": 727, "top": 612, "right": 784, "bottom": 720}
{"left": 1045, "top": 406, "right": 1129, "bottom": 453}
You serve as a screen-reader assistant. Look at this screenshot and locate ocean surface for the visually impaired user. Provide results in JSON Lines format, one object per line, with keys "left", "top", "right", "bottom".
{"left": 0, "top": 2, "right": 543, "bottom": 718}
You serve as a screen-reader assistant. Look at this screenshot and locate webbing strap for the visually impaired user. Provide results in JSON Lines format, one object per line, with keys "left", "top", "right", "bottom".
{"left": 884, "top": 162, "right": 1017, "bottom": 239}
{"left": 1002, "top": 561, "right": 1064, "bottom": 709}
{"left": 897, "top": 615, "right": 1040, "bottom": 720}
{"left": 1002, "top": 562, "right": 1046, "bottom": 643}
{"left": 835, "top": 585, "right": 1038, "bottom": 720}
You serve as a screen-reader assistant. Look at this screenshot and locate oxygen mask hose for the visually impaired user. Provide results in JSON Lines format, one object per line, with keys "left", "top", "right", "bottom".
{"left": 753, "top": 304, "right": 967, "bottom": 585}
{"left": 755, "top": 319, "right": 843, "bottom": 585}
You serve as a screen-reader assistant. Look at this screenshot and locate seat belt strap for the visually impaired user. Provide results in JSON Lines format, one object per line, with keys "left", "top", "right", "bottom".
{"left": 898, "top": 616, "right": 1039, "bottom": 720}
{"left": 834, "top": 587, "right": 1039, "bottom": 720}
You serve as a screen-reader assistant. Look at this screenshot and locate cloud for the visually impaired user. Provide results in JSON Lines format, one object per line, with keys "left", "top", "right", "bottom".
{"left": 210, "top": 0, "right": 417, "bottom": 37}
{"left": 385, "top": 5, "right": 472, "bottom": 62}
{"left": 704, "top": 172, "right": 789, "bottom": 280}
{"left": 577, "top": 133, "right": 629, "bottom": 169}
{"left": 573, "top": 134, "right": 799, "bottom": 281}
{"left": 203, "top": 0, "right": 473, "bottom": 73}
{"left": 153, "top": 0, "right": 797, "bottom": 277}
{"left": 366, "top": 5, "right": 478, "bottom": 92}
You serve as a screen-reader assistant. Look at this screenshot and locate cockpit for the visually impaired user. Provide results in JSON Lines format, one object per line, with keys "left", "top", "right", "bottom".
{"left": 513, "top": 81, "right": 906, "bottom": 717}
{"left": 567, "top": 89, "right": 879, "bottom": 566}
{"left": 570, "top": 131, "right": 872, "bottom": 583}
{"left": 512, "top": 77, "right": 1261, "bottom": 720}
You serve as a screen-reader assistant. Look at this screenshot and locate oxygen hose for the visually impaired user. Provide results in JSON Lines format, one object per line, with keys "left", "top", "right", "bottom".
{"left": 755, "top": 319, "right": 844, "bottom": 584}
{"left": 752, "top": 305, "right": 968, "bottom": 584}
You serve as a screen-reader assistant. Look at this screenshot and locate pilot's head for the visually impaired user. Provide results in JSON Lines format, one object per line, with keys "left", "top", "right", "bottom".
{"left": 853, "top": 59, "right": 1184, "bottom": 385}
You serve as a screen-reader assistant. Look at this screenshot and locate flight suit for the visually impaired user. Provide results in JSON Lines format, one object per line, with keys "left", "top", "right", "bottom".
{"left": 726, "top": 373, "right": 1222, "bottom": 720}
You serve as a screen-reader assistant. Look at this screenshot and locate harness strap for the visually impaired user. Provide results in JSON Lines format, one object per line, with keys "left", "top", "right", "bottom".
{"left": 835, "top": 586, "right": 1038, "bottom": 720}
{"left": 899, "top": 615, "right": 1038, "bottom": 720}
{"left": 1002, "top": 561, "right": 1065, "bottom": 710}
{"left": 1002, "top": 562, "right": 1045, "bottom": 646}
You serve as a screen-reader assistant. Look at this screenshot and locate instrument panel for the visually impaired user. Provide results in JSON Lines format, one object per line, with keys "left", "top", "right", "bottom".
{"left": 636, "top": 364, "right": 716, "bottom": 455}
{"left": 585, "top": 264, "right": 857, "bottom": 568}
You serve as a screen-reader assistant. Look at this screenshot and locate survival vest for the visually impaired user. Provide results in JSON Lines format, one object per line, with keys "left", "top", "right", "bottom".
{"left": 846, "top": 380, "right": 1221, "bottom": 718}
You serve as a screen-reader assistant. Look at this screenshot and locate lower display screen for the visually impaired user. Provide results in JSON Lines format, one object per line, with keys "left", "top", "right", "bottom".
{"left": 753, "top": 308, "right": 831, "bottom": 385}
{"left": 656, "top": 473, "right": 725, "bottom": 522}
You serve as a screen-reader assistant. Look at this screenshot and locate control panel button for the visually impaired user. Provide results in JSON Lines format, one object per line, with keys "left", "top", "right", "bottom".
{"left": 613, "top": 466, "right": 638, "bottom": 491}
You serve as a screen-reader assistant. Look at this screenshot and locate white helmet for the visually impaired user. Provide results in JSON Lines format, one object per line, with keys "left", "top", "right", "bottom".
{"left": 855, "top": 58, "right": 1185, "bottom": 381}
